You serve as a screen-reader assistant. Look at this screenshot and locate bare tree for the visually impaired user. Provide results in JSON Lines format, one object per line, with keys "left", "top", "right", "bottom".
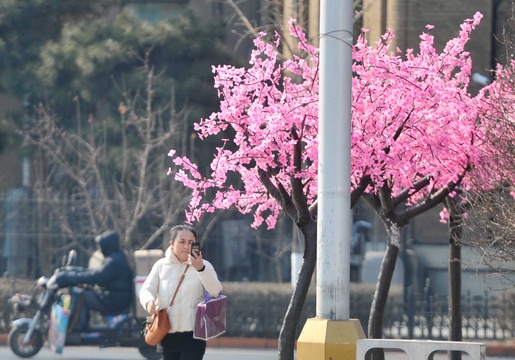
{"left": 463, "top": 186, "right": 515, "bottom": 288}
{"left": 462, "top": 8, "right": 515, "bottom": 287}
{"left": 22, "top": 54, "right": 192, "bottom": 270}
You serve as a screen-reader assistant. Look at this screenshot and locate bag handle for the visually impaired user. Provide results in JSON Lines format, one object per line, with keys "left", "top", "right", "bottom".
{"left": 204, "top": 291, "right": 223, "bottom": 302}
{"left": 169, "top": 265, "right": 190, "bottom": 307}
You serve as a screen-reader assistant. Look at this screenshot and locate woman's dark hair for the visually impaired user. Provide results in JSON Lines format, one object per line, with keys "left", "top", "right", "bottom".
{"left": 169, "top": 224, "right": 197, "bottom": 243}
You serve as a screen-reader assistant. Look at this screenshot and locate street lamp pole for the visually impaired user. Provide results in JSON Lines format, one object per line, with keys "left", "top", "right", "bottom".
{"left": 297, "top": 0, "right": 365, "bottom": 357}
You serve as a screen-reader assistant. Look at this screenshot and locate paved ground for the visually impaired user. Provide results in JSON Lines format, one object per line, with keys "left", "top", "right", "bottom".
{"left": 0, "top": 345, "right": 514, "bottom": 360}
{"left": 0, "top": 345, "right": 278, "bottom": 360}
{"left": 1, "top": 335, "right": 514, "bottom": 359}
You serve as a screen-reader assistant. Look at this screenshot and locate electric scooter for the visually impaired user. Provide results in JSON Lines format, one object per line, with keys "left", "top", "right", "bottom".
{"left": 7, "top": 250, "right": 159, "bottom": 360}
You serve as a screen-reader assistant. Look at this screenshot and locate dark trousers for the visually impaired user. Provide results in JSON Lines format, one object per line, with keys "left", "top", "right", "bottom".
{"left": 160, "top": 332, "right": 206, "bottom": 360}
{"left": 69, "top": 287, "right": 108, "bottom": 332}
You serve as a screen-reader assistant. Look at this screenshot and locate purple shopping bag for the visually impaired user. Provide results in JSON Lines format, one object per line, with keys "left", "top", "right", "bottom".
{"left": 193, "top": 293, "right": 226, "bottom": 341}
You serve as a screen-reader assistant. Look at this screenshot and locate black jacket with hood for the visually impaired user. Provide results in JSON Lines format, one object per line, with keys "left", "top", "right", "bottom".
{"left": 55, "top": 231, "right": 134, "bottom": 315}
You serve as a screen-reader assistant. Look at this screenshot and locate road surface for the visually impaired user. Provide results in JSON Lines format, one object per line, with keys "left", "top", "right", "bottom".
{"left": 0, "top": 345, "right": 513, "bottom": 359}
{"left": 0, "top": 345, "right": 278, "bottom": 360}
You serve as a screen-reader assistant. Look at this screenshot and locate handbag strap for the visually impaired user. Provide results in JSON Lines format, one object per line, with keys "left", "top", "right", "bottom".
{"left": 168, "top": 265, "right": 190, "bottom": 307}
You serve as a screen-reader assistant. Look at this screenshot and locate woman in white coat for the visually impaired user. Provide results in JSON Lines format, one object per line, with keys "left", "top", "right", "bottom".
{"left": 139, "top": 224, "right": 222, "bottom": 360}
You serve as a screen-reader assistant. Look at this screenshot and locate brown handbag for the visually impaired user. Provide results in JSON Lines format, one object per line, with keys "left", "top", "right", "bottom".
{"left": 143, "top": 265, "right": 190, "bottom": 346}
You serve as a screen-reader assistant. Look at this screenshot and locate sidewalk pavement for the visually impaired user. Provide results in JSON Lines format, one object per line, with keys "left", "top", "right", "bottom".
{"left": 1, "top": 333, "right": 514, "bottom": 357}
{"left": 0, "top": 333, "right": 280, "bottom": 349}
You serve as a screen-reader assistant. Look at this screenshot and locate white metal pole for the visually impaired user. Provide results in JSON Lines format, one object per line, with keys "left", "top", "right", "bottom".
{"left": 317, "top": 0, "right": 353, "bottom": 320}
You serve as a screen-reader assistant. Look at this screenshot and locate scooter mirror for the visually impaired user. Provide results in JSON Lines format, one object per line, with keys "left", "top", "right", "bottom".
{"left": 36, "top": 276, "right": 48, "bottom": 287}
{"left": 66, "top": 250, "right": 77, "bottom": 267}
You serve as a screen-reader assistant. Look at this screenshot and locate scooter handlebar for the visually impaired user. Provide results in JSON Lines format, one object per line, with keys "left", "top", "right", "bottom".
{"left": 46, "top": 274, "right": 59, "bottom": 290}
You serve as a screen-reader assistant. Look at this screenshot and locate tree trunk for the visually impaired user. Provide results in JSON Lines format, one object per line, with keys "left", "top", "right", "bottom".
{"left": 448, "top": 206, "right": 463, "bottom": 360}
{"left": 278, "top": 225, "right": 317, "bottom": 360}
{"left": 368, "top": 223, "right": 400, "bottom": 360}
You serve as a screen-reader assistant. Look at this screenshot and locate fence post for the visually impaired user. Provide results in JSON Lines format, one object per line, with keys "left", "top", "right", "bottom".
{"left": 483, "top": 291, "right": 489, "bottom": 339}
{"left": 407, "top": 285, "right": 415, "bottom": 339}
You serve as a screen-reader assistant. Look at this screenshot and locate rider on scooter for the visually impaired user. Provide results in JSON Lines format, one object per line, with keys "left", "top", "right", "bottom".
{"left": 47, "top": 230, "right": 134, "bottom": 332}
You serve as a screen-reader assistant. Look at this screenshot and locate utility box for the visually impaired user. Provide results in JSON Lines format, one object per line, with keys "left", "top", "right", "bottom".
{"left": 134, "top": 249, "right": 164, "bottom": 319}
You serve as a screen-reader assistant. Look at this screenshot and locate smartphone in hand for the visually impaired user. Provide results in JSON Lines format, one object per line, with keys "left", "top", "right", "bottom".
{"left": 191, "top": 242, "right": 201, "bottom": 257}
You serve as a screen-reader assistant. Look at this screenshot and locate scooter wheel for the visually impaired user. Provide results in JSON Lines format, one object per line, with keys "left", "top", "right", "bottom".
{"left": 138, "top": 342, "right": 161, "bottom": 360}
{"left": 8, "top": 325, "right": 44, "bottom": 358}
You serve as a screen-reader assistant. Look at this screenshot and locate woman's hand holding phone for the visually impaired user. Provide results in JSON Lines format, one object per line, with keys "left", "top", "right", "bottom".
{"left": 189, "top": 242, "right": 204, "bottom": 271}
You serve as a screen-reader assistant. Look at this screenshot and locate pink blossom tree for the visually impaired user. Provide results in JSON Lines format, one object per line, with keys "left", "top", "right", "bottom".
{"left": 351, "top": 12, "right": 497, "bottom": 344}
{"left": 168, "top": 13, "right": 503, "bottom": 360}
{"left": 169, "top": 29, "right": 324, "bottom": 360}
{"left": 434, "top": 58, "right": 515, "bottom": 359}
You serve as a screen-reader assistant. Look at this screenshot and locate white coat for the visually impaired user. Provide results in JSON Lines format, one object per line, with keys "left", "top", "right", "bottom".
{"left": 139, "top": 247, "right": 222, "bottom": 333}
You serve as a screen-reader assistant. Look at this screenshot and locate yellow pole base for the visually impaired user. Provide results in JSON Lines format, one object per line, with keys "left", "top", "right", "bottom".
{"left": 297, "top": 318, "right": 366, "bottom": 360}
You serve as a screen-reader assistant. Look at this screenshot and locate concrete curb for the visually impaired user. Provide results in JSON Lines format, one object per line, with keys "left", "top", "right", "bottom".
{"left": 1, "top": 333, "right": 513, "bottom": 356}
{"left": 208, "top": 336, "right": 278, "bottom": 349}
{"left": 486, "top": 340, "right": 515, "bottom": 357}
